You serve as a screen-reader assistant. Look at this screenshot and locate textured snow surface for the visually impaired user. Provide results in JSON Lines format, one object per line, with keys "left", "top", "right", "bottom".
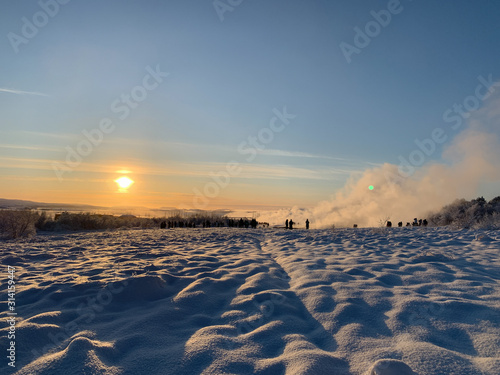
{"left": 1, "top": 227, "right": 499, "bottom": 374}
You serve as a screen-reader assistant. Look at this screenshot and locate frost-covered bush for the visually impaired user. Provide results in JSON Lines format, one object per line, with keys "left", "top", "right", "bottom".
{"left": 428, "top": 196, "right": 500, "bottom": 229}
{"left": 50, "top": 212, "right": 157, "bottom": 231}
{"left": 0, "top": 210, "right": 38, "bottom": 239}
{"left": 474, "top": 212, "right": 500, "bottom": 229}
{"left": 35, "top": 211, "right": 54, "bottom": 231}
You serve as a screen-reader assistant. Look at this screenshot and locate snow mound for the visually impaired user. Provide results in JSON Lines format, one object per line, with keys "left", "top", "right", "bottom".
{"left": 112, "top": 275, "right": 169, "bottom": 302}
{"left": 411, "top": 251, "right": 454, "bottom": 262}
{"left": 14, "top": 336, "right": 120, "bottom": 375}
{"left": 475, "top": 233, "right": 493, "bottom": 241}
{"left": 367, "top": 359, "right": 416, "bottom": 375}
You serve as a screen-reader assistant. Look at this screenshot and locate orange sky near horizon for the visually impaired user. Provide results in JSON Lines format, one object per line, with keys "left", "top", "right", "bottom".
{"left": 0, "top": 164, "right": 329, "bottom": 210}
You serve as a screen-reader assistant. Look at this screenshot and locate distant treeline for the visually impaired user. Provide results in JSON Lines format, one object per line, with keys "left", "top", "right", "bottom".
{"left": 428, "top": 196, "right": 500, "bottom": 229}
{"left": 0, "top": 211, "right": 157, "bottom": 239}
{"left": 0, "top": 210, "right": 265, "bottom": 240}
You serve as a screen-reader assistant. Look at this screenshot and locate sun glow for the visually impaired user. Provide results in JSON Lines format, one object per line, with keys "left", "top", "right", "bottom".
{"left": 115, "top": 176, "right": 134, "bottom": 191}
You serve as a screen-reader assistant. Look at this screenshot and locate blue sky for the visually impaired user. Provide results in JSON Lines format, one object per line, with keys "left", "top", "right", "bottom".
{"left": 1, "top": 0, "right": 500, "bottom": 210}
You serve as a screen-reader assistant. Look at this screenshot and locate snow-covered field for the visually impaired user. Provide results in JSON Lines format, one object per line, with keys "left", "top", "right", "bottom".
{"left": 1, "top": 228, "right": 499, "bottom": 375}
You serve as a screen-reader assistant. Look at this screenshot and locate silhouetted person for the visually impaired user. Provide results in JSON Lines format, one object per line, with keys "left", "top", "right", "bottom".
{"left": 160, "top": 221, "right": 166, "bottom": 229}
{"left": 251, "top": 218, "right": 257, "bottom": 229}
{"left": 406, "top": 222, "right": 411, "bottom": 227}
{"left": 418, "top": 219, "right": 422, "bottom": 226}
{"left": 306, "top": 219, "right": 310, "bottom": 229}
{"left": 386, "top": 221, "right": 392, "bottom": 227}
{"left": 289, "top": 219, "right": 294, "bottom": 229}
{"left": 423, "top": 219, "right": 428, "bottom": 226}
{"left": 413, "top": 218, "right": 418, "bottom": 226}
{"left": 353, "top": 224, "right": 358, "bottom": 228}
{"left": 285, "top": 219, "right": 289, "bottom": 229}
{"left": 239, "top": 218, "right": 244, "bottom": 228}
{"left": 398, "top": 222, "right": 403, "bottom": 227}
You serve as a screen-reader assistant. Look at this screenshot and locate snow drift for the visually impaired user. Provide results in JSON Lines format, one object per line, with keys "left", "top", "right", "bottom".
{"left": 1, "top": 228, "right": 499, "bottom": 374}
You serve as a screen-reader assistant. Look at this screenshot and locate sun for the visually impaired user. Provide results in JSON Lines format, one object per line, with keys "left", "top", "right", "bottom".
{"left": 115, "top": 176, "right": 134, "bottom": 191}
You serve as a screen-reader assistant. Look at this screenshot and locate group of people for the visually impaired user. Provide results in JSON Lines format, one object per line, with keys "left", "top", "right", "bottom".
{"left": 159, "top": 218, "right": 260, "bottom": 229}
{"left": 285, "top": 219, "right": 310, "bottom": 229}
{"left": 160, "top": 217, "right": 313, "bottom": 230}
{"left": 386, "top": 218, "right": 428, "bottom": 227}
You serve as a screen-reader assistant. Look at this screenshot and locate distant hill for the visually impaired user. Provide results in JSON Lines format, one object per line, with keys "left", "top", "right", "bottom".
{"left": 428, "top": 196, "right": 500, "bottom": 228}
{"left": 0, "top": 199, "right": 229, "bottom": 218}
{"left": 0, "top": 198, "right": 106, "bottom": 211}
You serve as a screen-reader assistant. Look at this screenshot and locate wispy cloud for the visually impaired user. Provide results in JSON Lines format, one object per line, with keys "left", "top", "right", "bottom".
{"left": 19, "top": 130, "right": 74, "bottom": 140}
{"left": 255, "top": 148, "right": 381, "bottom": 165}
{"left": 0, "top": 144, "right": 61, "bottom": 152}
{"left": 0, "top": 155, "right": 353, "bottom": 181}
{"left": 256, "top": 148, "right": 359, "bottom": 161}
{"left": 0, "top": 88, "right": 50, "bottom": 97}
{"left": 257, "top": 149, "right": 325, "bottom": 158}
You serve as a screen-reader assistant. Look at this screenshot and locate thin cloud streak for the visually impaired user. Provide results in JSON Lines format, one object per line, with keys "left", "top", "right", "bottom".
{"left": 0, "top": 156, "right": 355, "bottom": 181}
{"left": 0, "top": 88, "right": 50, "bottom": 97}
{"left": 0, "top": 144, "right": 61, "bottom": 152}
{"left": 257, "top": 149, "right": 348, "bottom": 161}
{"left": 19, "top": 131, "right": 75, "bottom": 140}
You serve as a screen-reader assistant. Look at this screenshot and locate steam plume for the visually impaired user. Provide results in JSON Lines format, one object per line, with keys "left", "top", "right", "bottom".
{"left": 259, "top": 90, "right": 500, "bottom": 228}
